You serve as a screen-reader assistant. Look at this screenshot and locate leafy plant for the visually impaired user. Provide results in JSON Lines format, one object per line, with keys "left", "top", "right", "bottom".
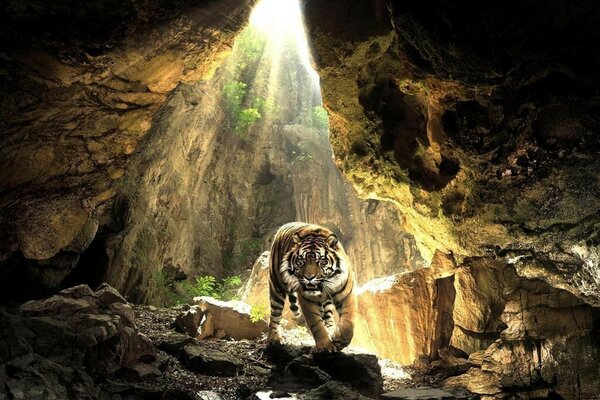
{"left": 236, "top": 107, "right": 261, "bottom": 135}
{"left": 221, "top": 80, "right": 265, "bottom": 137}
{"left": 311, "top": 106, "right": 329, "bottom": 131}
{"left": 179, "top": 275, "right": 243, "bottom": 301}
{"left": 250, "top": 304, "right": 268, "bottom": 323}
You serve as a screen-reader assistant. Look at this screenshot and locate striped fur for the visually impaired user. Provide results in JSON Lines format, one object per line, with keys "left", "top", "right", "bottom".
{"left": 267, "top": 222, "right": 356, "bottom": 352}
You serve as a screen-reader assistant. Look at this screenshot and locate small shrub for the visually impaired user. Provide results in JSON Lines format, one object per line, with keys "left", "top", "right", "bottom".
{"left": 311, "top": 106, "right": 329, "bottom": 131}
{"left": 235, "top": 107, "right": 261, "bottom": 135}
{"left": 179, "top": 275, "right": 243, "bottom": 301}
{"left": 250, "top": 304, "right": 268, "bottom": 323}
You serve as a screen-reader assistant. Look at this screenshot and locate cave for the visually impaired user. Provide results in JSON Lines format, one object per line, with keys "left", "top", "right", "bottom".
{"left": 1, "top": 0, "right": 600, "bottom": 398}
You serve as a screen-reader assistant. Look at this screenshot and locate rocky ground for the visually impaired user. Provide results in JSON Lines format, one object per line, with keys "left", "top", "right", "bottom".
{"left": 130, "top": 304, "right": 470, "bottom": 399}
{"left": 0, "top": 284, "right": 474, "bottom": 400}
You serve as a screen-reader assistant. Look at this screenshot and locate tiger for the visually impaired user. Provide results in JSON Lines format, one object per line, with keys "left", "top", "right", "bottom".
{"left": 267, "top": 222, "right": 356, "bottom": 352}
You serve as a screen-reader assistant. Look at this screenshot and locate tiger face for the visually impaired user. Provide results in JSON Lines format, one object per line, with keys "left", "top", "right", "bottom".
{"left": 281, "top": 232, "right": 343, "bottom": 299}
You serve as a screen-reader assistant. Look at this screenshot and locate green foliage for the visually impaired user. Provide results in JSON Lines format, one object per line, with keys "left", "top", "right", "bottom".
{"left": 152, "top": 271, "right": 244, "bottom": 306}
{"left": 293, "top": 152, "right": 314, "bottom": 164}
{"left": 180, "top": 275, "right": 243, "bottom": 301}
{"left": 222, "top": 81, "right": 265, "bottom": 138}
{"left": 223, "top": 81, "right": 247, "bottom": 112}
{"left": 311, "top": 106, "right": 329, "bottom": 131}
{"left": 250, "top": 304, "right": 268, "bottom": 323}
{"left": 151, "top": 269, "right": 186, "bottom": 307}
{"left": 236, "top": 108, "right": 261, "bottom": 134}
{"left": 233, "top": 27, "right": 267, "bottom": 69}
{"left": 181, "top": 275, "right": 218, "bottom": 298}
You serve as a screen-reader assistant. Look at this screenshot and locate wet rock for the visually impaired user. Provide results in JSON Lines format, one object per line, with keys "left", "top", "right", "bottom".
{"left": 180, "top": 344, "right": 243, "bottom": 377}
{"left": 156, "top": 332, "right": 197, "bottom": 356}
{"left": 299, "top": 381, "right": 370, "bottom": 400}
{"left": 194, "top": 297, "right": 267, "bottom": 340}
{"left": 116, "top": 363, "right": 162, "bottom": 382}
{"left": 381, "top": 387, "right": 468, "bottom": 400}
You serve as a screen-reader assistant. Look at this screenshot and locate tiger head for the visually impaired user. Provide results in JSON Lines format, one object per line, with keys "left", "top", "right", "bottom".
{"left": 281, "top": 230, "right": 347, "bottom": 299}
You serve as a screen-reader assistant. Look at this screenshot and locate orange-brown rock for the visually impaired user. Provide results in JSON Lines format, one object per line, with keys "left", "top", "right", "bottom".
{"left": 353, "top": 253, "right": 455, "bottom": 365}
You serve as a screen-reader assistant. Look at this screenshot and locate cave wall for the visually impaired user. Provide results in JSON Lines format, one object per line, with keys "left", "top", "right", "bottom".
{"left": 304, "top": 0, "right": 600, "bottom": 305}
{"left": 103, "top": 18, "right": 425, "bottom": 303}
{"left": 0, "top": 0, "right": 257, "bottom": 300}
{"left": 0, "top": 0, "right": 426, "bottom": 304}
{"left": 303, "top": 0, "right": 600, "bottom": 397}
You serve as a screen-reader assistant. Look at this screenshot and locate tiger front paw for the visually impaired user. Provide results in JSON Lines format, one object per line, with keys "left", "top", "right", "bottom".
{"left": 267, "top": 330, "right": 283, "bottom": 344}
{"left": 312, "top": 339, "right": 337, "bottom": 353}
{"left": 332, "top": 329, "right": 352, "bottom": 350}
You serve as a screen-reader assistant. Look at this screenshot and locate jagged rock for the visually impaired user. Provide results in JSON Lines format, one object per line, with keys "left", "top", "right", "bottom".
{"left": 450, "top": 259, "right": 506, "bottom": 354}
{"left": 0, "top": 284, "right": 158, "bottom": 399}
{"left": 312, "top": 352, "right": 383, "bottom": 397}
{"left": 381, "top": 387, "right": 468, "bottom": 400}
{"left": 353, "top": 251, "right": 456, "bottom": 365}
{"left": 96, "top": 283, "right": 128, "bottom": 306}
{"left": 197, "top": 312, "right": 215, "bottom": 340}
{"left": 175, "top": 305, "right": 204, "bottom": 337}
{"left": 299, "top": 381, "right": 370, "bottom": 400}
{"left": 467, "top": 351, "right": 485, "bottom": 367}
{"left": 443, "top": 368, "right": 502, "bottom": 396}
{"left": 264, "top": 342, "right": 312, "bottom": 365}
{"left": 156, "top": 332, "right": 197, "bottom": 356}
{"left": 268, "top": 345, "right": 382, "bottom": 398}
{"left": 180, "top": 344, "right": 243, "bottom": 377}
{"left": 116, "top": 363, "right": 162, "bottom": 382}
{"left": 193, "top": 297, "right": 267, "bottom": 340}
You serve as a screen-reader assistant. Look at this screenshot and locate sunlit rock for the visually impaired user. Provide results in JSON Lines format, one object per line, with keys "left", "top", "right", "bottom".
{"left": 193, "top": 296, "right": 267, "bottom": 340}
{"left": 352, "top": 251, "right": 456, "bottom": 365}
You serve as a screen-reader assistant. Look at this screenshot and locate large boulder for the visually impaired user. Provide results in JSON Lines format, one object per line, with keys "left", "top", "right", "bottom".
{"left": 0, "top": 284, "right": 158, "bottom": 399}
{"left": 266, "top": 343, "right": 383, "bottom": 398}
{"left": 193, "top": 297, "right": 268, "bottom": 340}
{"left": 352, "top": 251, "right": 456, "bottom": 365}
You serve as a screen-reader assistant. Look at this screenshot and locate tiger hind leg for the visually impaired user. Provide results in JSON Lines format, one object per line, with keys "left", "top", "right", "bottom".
{"left": 267, "top": 287, "right": 286, "bottom": 343}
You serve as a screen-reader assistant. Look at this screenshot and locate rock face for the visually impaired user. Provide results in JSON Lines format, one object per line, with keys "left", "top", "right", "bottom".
{"left": 304, "top": 0, "right": 600, "bottom": 305}
{"left": 0, "top": 284, "right": 156, "bottom": 399}
{"left": 0, "top": 0, "right": 256, "bottom": 302}
{"left": 352, "top": 251, "right": 456, "bottom": 364}
{"left": 0, "top": 0, "right": 424, "bottom": 306}
{"left": 301, "top": 0, "right": 600, "bottom": 398}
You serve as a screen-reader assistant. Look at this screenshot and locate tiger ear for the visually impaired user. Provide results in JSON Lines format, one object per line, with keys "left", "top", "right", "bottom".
{"left": 327, "top": 234, "right": 338, "bottom": 248}
{"left": 292, "top": 233, "right": 302, "bottom": 244}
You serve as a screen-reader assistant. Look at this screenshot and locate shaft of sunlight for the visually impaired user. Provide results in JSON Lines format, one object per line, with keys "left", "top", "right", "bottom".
{"left": 249, "top": 0, "right": 320, "bottom": 91}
